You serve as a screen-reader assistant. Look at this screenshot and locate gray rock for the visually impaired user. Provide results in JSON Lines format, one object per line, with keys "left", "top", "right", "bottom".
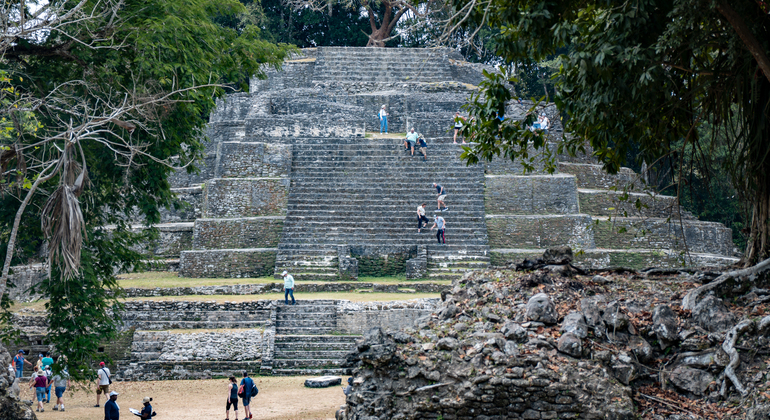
{"left": 560, "top": 311, "right": 588, "bottom": 338}
{"left": 580, "top": 295, "right": 606, "bottom": 331}
{"left": 757, "top": 315, "right": 770, "bottom": 336}
{"left": 440, "top": 304, "right": 458, "bottom": 320}
{"left": 526, "top": 293, "right": 558, "bottom": 324}
{"left": 436, "top": 337, "right": 459, "bottom": 351}
{"left": 454, "top": 322, "right": 468, "bottom": 332}
{"left": 557, "top": 332, "right": 583, "bottom": 357}
{"left": 693, "top": 296, "right": 736, "bottom": 333}
{"left": 669, "top": 366, "right": 714, "bottom": 396}
{"left": 305, "top": 375, "right": 342, "bottom": 388}
{"left": 503, "top": 340, "right": 519, "bottom": 356}
{"left": 592, "top": 275, "right": 612, "bottom": 284}
{"left": 747, "top": 405, "right": 770, "bottom": 420}
{"left": 602, "top": 301, "right": 629, "bottom": 331}
{"left": 627, "top": 335, "right": 653, "bottom": 362}
{"left": 542, "top": 246, "right": 573, "bottom": 264}
{"left": 500, "top": 321, "right": 528, "bottom": 343}
{"left": 652, "top": 305, "right": 679, "bottom": 349}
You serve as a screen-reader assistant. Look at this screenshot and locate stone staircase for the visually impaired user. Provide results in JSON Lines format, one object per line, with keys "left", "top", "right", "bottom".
{"left": 313, "top": 47, "right": 459, "bottom": 84}
{"left": 272, "top": 300, "right": 358, "bottom": 375}
{"left": 275, "top": 138, "right": 490, "bottom": 280}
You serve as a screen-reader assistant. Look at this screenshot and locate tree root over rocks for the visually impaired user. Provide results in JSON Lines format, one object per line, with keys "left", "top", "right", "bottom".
{"left": 720, "top": 319, "right": 753, "bottom": 397}
{"left": 682, "top": 257, "right": 770, "bottom": 311}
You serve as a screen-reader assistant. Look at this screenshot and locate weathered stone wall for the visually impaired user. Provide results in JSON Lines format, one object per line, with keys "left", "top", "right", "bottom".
{"left": 219, "top": 142, "right": 291, "bottom": 178}
{"left": 593, "top": 218, "right": 735, "bottom": 256}
{"left": 203, "top": 178, "right": 288, "bottom": 218}
{"left": 336, "top": 299, "right": 439, "bottom": 334}
{"left": 136, "top": 223, "right": 194, "bottom": 257}
{"left": 243, "top": 115, "right": 364, "bottom": 139}
{"left": 120, "top": 300, "right": 271, "bottom": 330}
{"left": 179, "top": 249, "right": 277, "bottom": 278}
{"left": 6, "top": 264, "right": 46, "bottom": 301}
{"left": 252, "top": 53, "right": 318, "bottom": 92}
{"left": 558, "top": 162, "right": 641, "bottom": 190}
{"left": 485, "top": 174, "right": 579, "bottom": 215}
{"left": 486, "top": 215, "right": 594, "bottom": 250}
{"left": 578, "top": 190, "right": 680, "bottom": 218}
{"left": 350, "top": 245, "right": 418, "bottom": 277}
{"left": 192, "top": 217, "right": 283, "bottom": 250}
{"left": 159, "top": 187, "right": 203, "bottom": 222}
{"left": 489, "top": 248, "right": 738, "bottom": 269}
{"left": 120, "top": 282, "right": 450, "bottom": 298}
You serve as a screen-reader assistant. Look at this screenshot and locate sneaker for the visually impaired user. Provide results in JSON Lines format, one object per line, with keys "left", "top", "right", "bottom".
{"left": 61, "top": 408, "right": 65, "bottom": 412}
{"left": 36, "top": 408, "right": 39, "bottom": 412}
{"left": 94, "top": 404, "right": 100, "bottom": 408}
{"left": 442, "top": 208, "right": 449, "bottom": 212}
{"left": 53, "top": 406, "right": 58, "bottom": 411}
{"left": 41, "top": 409, "right": 44, "bottom": 412}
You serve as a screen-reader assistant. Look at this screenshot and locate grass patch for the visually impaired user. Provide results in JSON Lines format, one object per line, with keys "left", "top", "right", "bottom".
{"left": 118, "top": 272, "right": 451, "bottom": 288}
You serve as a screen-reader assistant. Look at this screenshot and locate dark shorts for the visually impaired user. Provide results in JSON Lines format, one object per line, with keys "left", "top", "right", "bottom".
{"left": 55, "top": 386, "right": 66, "bottom": 398}
{"left": 242, "top": 396, "right": 251, "bottom": 406}
{"left": 226, "top": 397, "right": 238, "bottom": 411}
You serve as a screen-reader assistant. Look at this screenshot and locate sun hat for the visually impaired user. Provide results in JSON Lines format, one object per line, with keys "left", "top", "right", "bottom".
{"left": 281, "top": 270, "right": 288, "bottom": 276}
{"left": 109, "top": 391, "right": 119, "bottom": 397}
{"left": 142, "top": 396, "right": 152, "bottom": 404}
{"left": 38, "top": 354, "right": 44, "bottom": 358}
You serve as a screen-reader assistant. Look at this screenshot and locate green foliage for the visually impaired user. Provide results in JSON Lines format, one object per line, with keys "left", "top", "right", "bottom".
{"left": 450, "top": 0, "right": 770, "bottom": 260}
{"left": 1, "top": 0, "right": 290, "bottom": 376}
{"left": 255, "top": 0, "right": 370, "bottom": 47}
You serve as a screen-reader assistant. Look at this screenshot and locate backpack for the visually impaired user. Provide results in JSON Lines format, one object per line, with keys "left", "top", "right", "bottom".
{"left": 237, "top": 384, "right": 246, "bottom": 398}
{"left": 250, "top": 383, "right": 259, "bottom": 397}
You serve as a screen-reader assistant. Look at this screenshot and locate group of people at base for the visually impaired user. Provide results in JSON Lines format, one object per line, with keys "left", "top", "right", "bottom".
{"left": 11, "top": 350, "right": 69, "bottom": 413}
{"left": 416, "top": 183, "right": 449, "bottom": 244}
{"left": 226, "top": 372, "right": 259, "bottom": 420}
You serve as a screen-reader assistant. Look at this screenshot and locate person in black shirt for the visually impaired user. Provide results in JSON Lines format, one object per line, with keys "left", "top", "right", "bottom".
{"left": 140, "top": 397, "right": 154, "bottom": 419}
{"left": 433, "top": 183, "right": 448, "bottom": 212}
{"left": 417, "top": 136, "right": 427, "bottom": 162}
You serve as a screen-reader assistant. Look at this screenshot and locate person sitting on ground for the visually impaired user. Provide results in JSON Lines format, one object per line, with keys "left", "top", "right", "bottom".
{"left": 405, "top": 128, "right": 419, "bottom": 156}
{"left": 539, "top": 114, "right": 550, "bottom": 134}
{"left": 453, "top": 112, "right": 467, "bottom": 144}
{"left": 343, "top": 377, "right": 354, "bottom": 395}
{"left": 417, "top": 135, "right": 427, "bottom": 162}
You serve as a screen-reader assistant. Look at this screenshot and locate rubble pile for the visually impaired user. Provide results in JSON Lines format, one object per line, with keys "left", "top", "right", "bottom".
{"left": 339, "top": 249, "right": 770, "bottom": 420}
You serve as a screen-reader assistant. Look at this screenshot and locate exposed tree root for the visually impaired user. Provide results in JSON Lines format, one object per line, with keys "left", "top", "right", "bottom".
{"left": 720, "top": 319, "right": 753, "bottom": 397}
{"left": 682, "top": 257, "right": 770, "bottom": 311}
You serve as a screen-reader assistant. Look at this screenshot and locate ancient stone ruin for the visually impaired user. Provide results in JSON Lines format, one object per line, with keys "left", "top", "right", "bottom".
{"left": 130, "top": 46, "right": 738, "bottom": 282}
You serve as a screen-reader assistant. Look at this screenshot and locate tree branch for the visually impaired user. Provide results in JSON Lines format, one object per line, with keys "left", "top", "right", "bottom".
{"left": 715, "top": 2, "right": 770, "bottom": 84}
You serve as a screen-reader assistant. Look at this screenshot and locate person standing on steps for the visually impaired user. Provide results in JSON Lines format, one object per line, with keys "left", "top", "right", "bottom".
{"left": 95, "top": 361, "right": 111, "bottom": 408}
{"left": 240, "top": 371, "right": 255, "bottom": 419}
{"left": 453, "top": 112, "right": 467, "bottom": 144}
{"left": 379, "top": 105, "right": 388, "bottom": 134}
{"left": 433, "top": 183, "right": 449, "bottom": 212}
{"left": 417, "top": 203, "right": 429, "bottom": 233}
{"left": 405, "top": 128, "right": 418, "bottom": 156}
{"left": 226, "top": 376, "right": 239, "bottom": 420}
{"left": 431, "top": 214, "right": 446, "bottom": 245}
{"left": 417, "top": 134, "right": 427, "bottom": 162}
{"left": 282, "top": 270, "right": 296, "bottom": 305}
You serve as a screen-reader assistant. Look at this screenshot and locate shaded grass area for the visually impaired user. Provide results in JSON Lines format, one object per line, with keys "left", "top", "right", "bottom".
{"left": 117, "top": 271, "right": 450, "bottom": 288}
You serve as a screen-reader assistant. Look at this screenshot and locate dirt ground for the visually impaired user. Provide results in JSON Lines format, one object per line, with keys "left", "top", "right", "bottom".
{"left": 22, "top": 376, "right": 345, "bottom": 420}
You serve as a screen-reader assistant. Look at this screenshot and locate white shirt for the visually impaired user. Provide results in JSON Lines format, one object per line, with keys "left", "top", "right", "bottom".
{"left": 283, "top": 274, "right": 295, "bottom": 289}
{"left": 417, "top": 206, "right": 425, "bottom": 217}
{"left": 98, "top": 367, "right": 111, "bottom": 385}
{"left": 379, "top": 109, "right": 387, "bottom": 119}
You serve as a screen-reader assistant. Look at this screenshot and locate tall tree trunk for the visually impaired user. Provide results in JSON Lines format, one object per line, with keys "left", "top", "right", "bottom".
{"left": 745, "top": 169, "right": 770, "bottom": 265}
{"left": 365, "top": 0, "right": 412, "bottom": 47}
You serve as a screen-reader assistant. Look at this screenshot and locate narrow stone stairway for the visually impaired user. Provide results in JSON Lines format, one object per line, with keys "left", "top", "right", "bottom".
{"left": 272, "top": 300, "right": 359, "bottom": 376}
{"left": 275, "top": 138, "right": 490, "bottom": 280}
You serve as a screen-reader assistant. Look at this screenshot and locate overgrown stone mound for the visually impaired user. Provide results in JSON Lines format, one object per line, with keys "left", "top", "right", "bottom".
{"left": 0, "top": 344, "right": 35, "bottom": 420}
{"left": 339, "top": 252, "right": 770, "bottom": 419}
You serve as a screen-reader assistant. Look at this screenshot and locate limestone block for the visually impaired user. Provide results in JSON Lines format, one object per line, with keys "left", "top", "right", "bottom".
{"left": 484, "top": 174, "right": 579, "bottom": 215}
{"left": 192, "top": 217, "right": 284, "bottom": 250}
{"left": 179, "top": 249, "right": 277, "bottom": 278}
{"left": 203, "top": 178, "right": 288, "bottom": 218}
{"left": 305, "top": 376, "right": 342, "bottom": 388}
{"left": 486, "top": 215, "right": 594, "bottom": 250}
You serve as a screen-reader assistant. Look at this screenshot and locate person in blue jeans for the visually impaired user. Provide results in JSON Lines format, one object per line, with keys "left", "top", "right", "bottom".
{"left": 379, "top": 105, "right": 388, "bottom": 134}
{"left": 281, "top": 270, "right": 296, "bottom": 305}
{"left": 240, "top": 372, "right": 255, "bottom": 419}
{"left": 29, "top": 369, "right": 48, "bottom": 412}
{"left": 13, "top": 350, "right": 31, "bottom": 378}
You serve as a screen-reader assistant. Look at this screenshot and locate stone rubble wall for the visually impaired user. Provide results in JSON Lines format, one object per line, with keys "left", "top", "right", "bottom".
{"left": 485, "top": 174, "right": 580, "bottom": 215}
{"left": 120, "top": 282, "right": 450, "bottom": 298}
{"left": 203, "top": 178, "right": 288, "bottom": 218}
{"left": 6, "top": 264, "right": 46, "bottom": 301}
{"left": 192, "top": 217, "right": 283, "bottom": 250}
{"left": 336, "top": 299, "right": 439, "bottom": 335}
{"left": 486, "top": 215, "right": 595, "bottom": 250}
{"left": 119, "top": 300, "right": 272, "bottom": 330}
{"left": 179, "top": 248, "right": 277, "bottom": 278}
{"left": 218, "top": 142, "right": 291, "bottom": 178}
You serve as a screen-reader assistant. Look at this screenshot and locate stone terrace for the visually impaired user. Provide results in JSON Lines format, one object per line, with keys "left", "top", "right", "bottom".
{"left": 132, "top": 46, "right": 738, "bottom": 284}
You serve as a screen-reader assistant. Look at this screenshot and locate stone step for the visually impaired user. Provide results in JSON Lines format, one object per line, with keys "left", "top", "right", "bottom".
{"left": 276, "top": 312, "right": 336, "bottom": 320}
{"left": 271, "top": 358, "right": 345, "bottom": 368}
{"left": 273, "top": 350, "right": 350, "bottom": 359}
{"left": 274, "top": 342, "right": 357, "bottom": 351}
{"left": 131, "top": 342, "right": 165, "bottom": 352}
{"left": 274, "top": 326, "right": 336, "bottom": 335}
{"left": 125, "top": 320, "right": 269, "bottom": 330}
{"left": 274, "top": 334, "right": 359, "bottom": 342}
{"left": 131, "top": 351, "right": 162, "bottom": 361}
{"left": 275, "top": 320, "right": 337, "bottom": 328}
{"left": 271, "top": 367, "right": 352, "bottom": 376}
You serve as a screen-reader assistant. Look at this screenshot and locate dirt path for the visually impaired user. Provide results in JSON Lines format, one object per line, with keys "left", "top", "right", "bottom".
{"left": 24, "top": 377, "right": 344, "bottom": 420}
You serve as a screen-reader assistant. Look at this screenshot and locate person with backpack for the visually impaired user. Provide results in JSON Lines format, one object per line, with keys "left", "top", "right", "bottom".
{"left": 43, "top": 364, "right": 53, "bottom": 403}
{"left": 95, "top": 361, "right": 112, "bottom": 408}
{"left": 226, "top": 376, "right": 239, "bottom": 420}
{"left": 239, "top": 371, "right": 258, "bottom": 419}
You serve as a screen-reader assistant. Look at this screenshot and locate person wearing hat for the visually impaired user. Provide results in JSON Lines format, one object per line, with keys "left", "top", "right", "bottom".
{"left": 104, "top": 391, "right": 120, "bottom": 420}
{"left": 95, "top": 361, "right": 112, "bottom": 407}
{"left": 35, "top": 353, "right": 44, "bottom": 371}
{"left": 378, "top": 105, "right": 388, "bottom": 134}
{"left": 29, "top": 368, "right": 48, "bottom": 412}
{"left": 140, "top": 396, "right": 154, "bottom": 419}
{"left": 281, "top": 271, "right": 295, "bottom": 305}
{"left": 12, "top": 350, "right": 32, "bottom": 378}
